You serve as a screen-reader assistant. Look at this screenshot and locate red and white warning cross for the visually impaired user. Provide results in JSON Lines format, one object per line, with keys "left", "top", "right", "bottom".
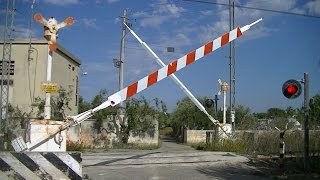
{"left": 97, "top": 19, "right": 262, "bottom": 111}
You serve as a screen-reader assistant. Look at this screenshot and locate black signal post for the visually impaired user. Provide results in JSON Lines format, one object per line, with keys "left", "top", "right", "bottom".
{"left": 303, "top": 73, "right": 310, "bottom": 173}
{"left": 282, "top": 73, "right": 309, "bottom": 173}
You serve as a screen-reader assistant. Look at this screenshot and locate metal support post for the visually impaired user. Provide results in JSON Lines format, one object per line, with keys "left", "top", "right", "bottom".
{"left": 1, "top": 0, "right": 15, "bottom": 150}
{"left": 279, "top": 131, "right": 285, "bottom": 172}
{"left": 303, "top": 72, "right": 310, "bottom": 173}
{"left": 229, "top": 0, "right": 236, "bottom": 130}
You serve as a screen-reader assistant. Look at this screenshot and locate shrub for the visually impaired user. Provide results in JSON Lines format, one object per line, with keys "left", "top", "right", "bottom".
{"left": 66, "top": 140, "right": 88, "bottom": 151}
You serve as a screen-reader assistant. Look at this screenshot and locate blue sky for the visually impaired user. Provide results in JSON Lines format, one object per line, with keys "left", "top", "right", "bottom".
{"left": 3, "top": 0, "right": 320, "bottom": 113}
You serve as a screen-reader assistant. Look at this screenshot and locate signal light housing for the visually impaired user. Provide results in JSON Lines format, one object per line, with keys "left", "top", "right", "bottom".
{"left": 282, "top": 79, "right": 302, "bottom": 99}
{"left": 205, "top": 99, "right": 214, "bottom": 108}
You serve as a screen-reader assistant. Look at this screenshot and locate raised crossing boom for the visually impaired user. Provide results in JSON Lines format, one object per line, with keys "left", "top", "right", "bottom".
{"left": 12, "top": 19, "right": 262, "bottom": 152}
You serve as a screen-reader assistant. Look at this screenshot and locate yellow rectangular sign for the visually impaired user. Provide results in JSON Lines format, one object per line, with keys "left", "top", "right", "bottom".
{"left": 41, "top": 83, "right": 58, "bottom": 93}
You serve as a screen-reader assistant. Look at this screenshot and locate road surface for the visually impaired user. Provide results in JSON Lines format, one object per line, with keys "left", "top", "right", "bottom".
{"left": 82, "top": 137, "right": 270, "bottom": 180}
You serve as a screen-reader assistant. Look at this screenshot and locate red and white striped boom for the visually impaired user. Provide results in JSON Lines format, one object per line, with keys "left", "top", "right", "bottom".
{"left": 106, "top": 19, "right": 262, "bottom": 107}
{"left": 73, "top": 18, "right": 262, "bottom": 122}
{"left": 12, "top": 18, "right": 262, "bottom": 152}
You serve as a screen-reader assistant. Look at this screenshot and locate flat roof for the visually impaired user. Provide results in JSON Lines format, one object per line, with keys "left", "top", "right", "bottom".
{"left": 0, "top": 38, "right": 81, "bottom": 65}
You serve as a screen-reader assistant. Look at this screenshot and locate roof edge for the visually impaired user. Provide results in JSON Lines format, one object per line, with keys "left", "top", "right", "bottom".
{"left": 0, "top": 38, "right": 81, "bottom": 65}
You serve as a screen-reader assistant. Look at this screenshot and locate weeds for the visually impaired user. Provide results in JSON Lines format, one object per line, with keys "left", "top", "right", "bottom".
{"left": 66, "top": 140, "right": 89, "bottom": 151}
{"left": 190, "top": 139, "right": 249, "bottom": 154}
{"left": 159, "top": 127, "right": 173, "bottom": 136}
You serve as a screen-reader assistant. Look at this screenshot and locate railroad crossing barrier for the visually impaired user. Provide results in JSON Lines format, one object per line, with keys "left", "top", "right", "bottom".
{"left": 0, "top": 151, "right": 82, "bottom": 180}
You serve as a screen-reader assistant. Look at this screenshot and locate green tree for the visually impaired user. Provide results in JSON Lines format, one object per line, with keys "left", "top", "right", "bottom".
{"left": 78, "top": 96, "right": 90, "bottom": 113}
{"left": 286, "top": 106, "right": 297, "bottom": 117}
{"left": 122, "top": 96, "right": 168, "bottom": 144}
{"left": 32, "top": 87, "right": 72, "bottom": 120}
{"left": 153, "top": 97, "right": 169, "bottom": 128}
{"left": 253, "top": 112, "right": 268, "bottom": 119}
{"left": 51, "top": 88, "right": 72, "bottom": 120}
{"left": 234, "top": 105, "right": 257, "bottom": 130}
{"left": 309, "top": 94, "right": 320, "bottom": 127}
{"left": 266, "top": 107, "right": 286, "bottom": 119}
{"left": 6, "top": 105, "right": 34, "bottom": 139}
{"left": 170, "top": 97, "right": 215, "bottom": 134}
{"left": 89, "top": 89, "right": 117, "bottom": 131}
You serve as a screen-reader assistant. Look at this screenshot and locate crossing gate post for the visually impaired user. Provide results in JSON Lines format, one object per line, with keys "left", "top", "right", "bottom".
{"left": 279, "top": 131, "right": 285, "bottom": 173}
{"left": 275, "top": 125, "right": 287, "bottom": 175}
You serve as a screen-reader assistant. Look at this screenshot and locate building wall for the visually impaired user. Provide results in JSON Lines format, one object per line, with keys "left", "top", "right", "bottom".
{"left": 0, "top": 39, "right": 80, "bottom": 118}
{"left": 51, "top": 46, "right": 80, "bottom": 116}
{"left": 10, "top": 42, "right": 47, "bottom": 112}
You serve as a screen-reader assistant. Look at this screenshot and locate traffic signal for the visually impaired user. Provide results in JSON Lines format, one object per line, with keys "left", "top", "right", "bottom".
{"left": 282, "top": 79, "right": 302, "bottom": 99}
{"left": 205, "top": 99, "right": 214, "bottom": 108}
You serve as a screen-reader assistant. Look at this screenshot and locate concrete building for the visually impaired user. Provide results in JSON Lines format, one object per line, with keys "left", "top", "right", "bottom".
{"left": 0, "top": 39, "right": 81, "bottom": 118}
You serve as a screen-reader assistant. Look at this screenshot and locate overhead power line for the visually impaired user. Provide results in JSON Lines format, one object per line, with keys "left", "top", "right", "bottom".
{"left": 183, "top": 0, "right": 320, "bottom": 19}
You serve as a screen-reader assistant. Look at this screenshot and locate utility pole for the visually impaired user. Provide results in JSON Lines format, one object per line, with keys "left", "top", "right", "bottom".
{"left": 303, "top": 72, "right": 310, "bottom": 173}
{"left": 229, "top": 0, "right": 236, "bottom": 129}
{"left": 118, "top": 9, "right": 127, "bottom": 122}
{"left": 1, "top": 0, "right": 15, "bottom": 150}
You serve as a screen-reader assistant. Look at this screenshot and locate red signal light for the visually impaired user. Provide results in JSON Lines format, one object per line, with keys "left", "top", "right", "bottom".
{"left": 286, "top": 85, "right": 298, "bottom": 94}
{"left": 282, "top": 80, "right": 302, "bottom": 99}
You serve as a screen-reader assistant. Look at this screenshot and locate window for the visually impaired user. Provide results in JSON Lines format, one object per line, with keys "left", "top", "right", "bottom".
{"left": 0, "top": 61, "right": 15, "bottom": 75}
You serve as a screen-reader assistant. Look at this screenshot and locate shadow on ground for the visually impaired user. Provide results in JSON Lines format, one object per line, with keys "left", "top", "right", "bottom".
{"left": 161, "top": 136, "right": 176, "bottom": 142}
{"left": 196, "top": 161, "right": 271, "bottom": 180}
{"left": 196, "top": 156, "right": 320, "bottom": 180}
{"left": 84, "top": 151, "right": 161, "bottom": 167}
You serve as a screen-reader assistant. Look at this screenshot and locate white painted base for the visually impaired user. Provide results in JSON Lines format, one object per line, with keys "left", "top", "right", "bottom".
{"left": 28, "top": 119, "right": 66, "bottom": 152}
{"left": 215, "top": 123, "right": 232, "bottom": 139}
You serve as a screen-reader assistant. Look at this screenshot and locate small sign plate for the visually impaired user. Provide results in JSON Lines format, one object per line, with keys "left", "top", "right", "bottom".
{"left": 41, "top": 82, "right": 58, "bottom": 93}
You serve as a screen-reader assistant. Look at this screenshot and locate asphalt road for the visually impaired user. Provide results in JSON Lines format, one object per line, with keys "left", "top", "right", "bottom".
{"left": 82, "top": 137, "right": 270, "bottom": 180}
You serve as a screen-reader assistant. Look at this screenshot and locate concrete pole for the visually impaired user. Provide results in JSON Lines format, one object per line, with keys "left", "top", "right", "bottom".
{"left": 118, "top": 9, "right": 127, "bottom": 122}
{"left": 44, "top": 49, "right": 52, "bottom": 119}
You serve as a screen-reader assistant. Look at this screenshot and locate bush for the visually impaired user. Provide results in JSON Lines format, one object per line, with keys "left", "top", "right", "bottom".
{"left": 159, "top": 127, "right": 173, "bottom": 136}
{"left": 66, "top": 140, "right": 88, "bottom": 151}
{"left": 191, "top": 130, "right": 320, "bottom": 157}
{"left": 192, "top": 139, "right": 248, "bottom": 154}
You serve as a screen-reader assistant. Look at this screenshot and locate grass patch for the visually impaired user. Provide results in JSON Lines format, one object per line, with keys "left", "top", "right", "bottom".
{"left": 191, "top": 139, "right": 249, "bottom": 154}
{"left": 248, "top": 156, "right": 320, "bottom": 178}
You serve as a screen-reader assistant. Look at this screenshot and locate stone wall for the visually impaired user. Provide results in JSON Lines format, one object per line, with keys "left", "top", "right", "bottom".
{"left": 66, "top": 116, "right": 159, "bottom": 148}
{"left": 183, "top": 130, "right": 208, "bottom": 143}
